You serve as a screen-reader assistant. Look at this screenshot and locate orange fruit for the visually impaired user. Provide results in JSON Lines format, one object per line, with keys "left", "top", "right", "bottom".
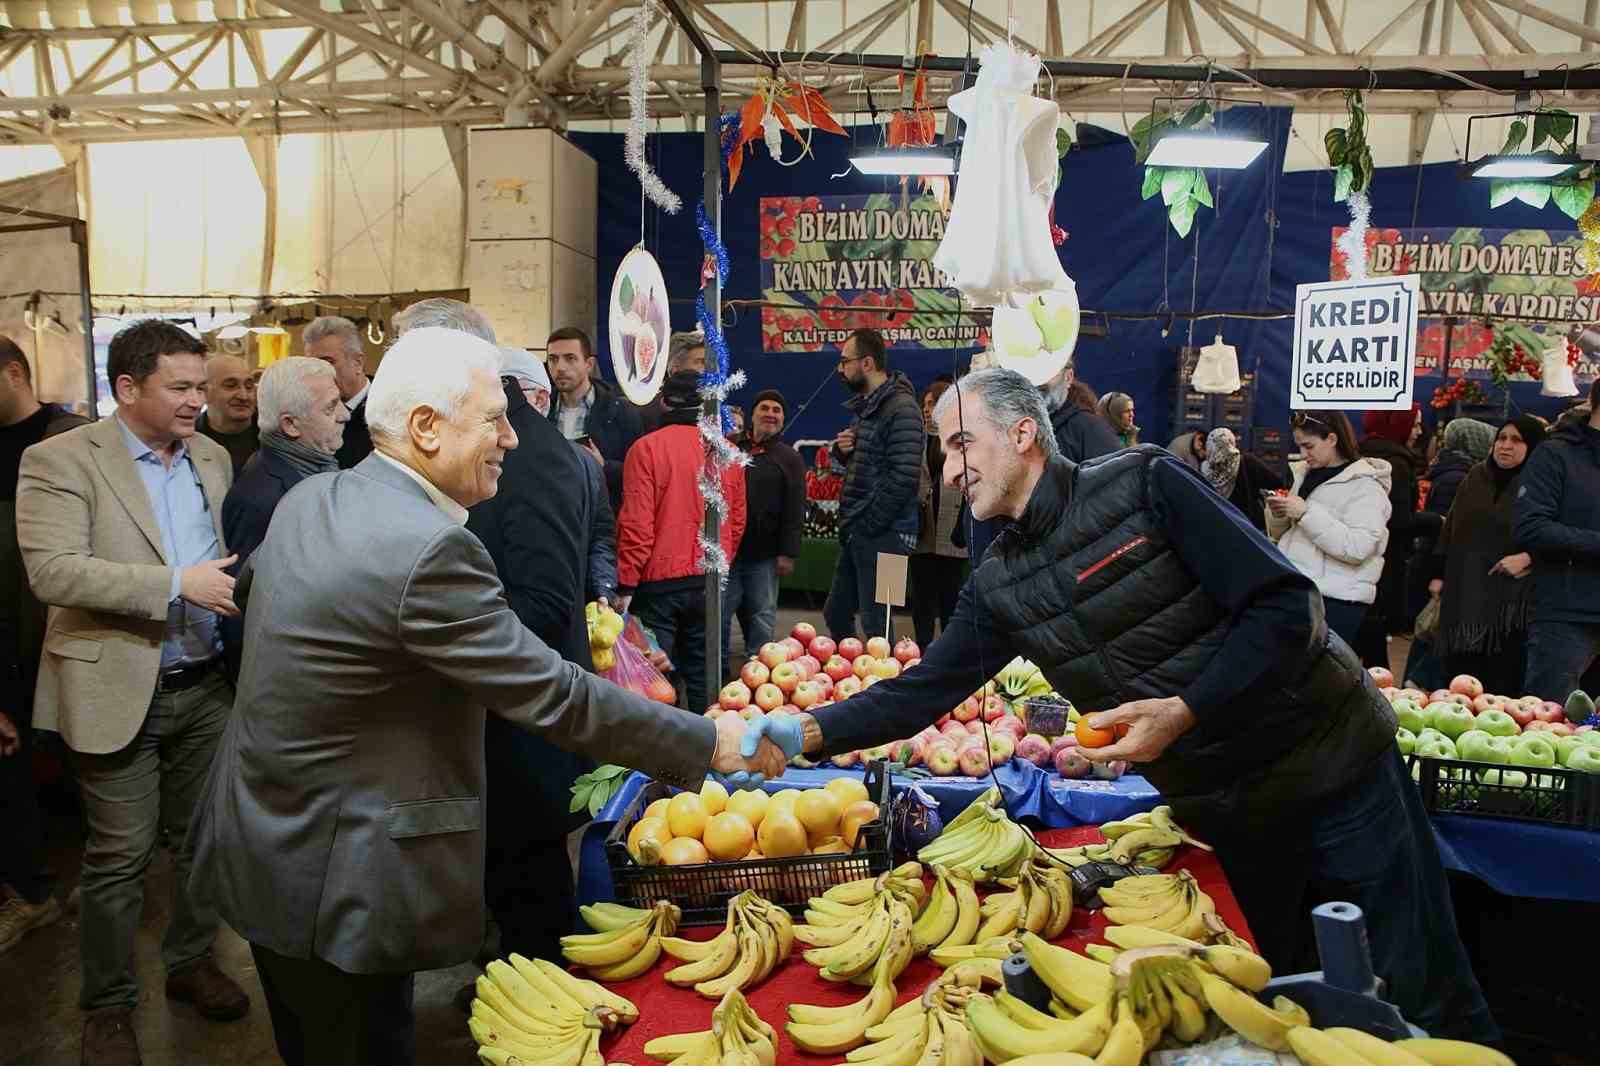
{"left": 838, "top": 800, "right": 881, "bottom": 848}
{"left": 767, "top": 790, "right": 802, "bottom": 821}
{"left": 726, "top": 789, "right": 770, "bottom": 828}
{"left": 645, "top": 797, "right": 671, "bottom": 822}
{"left": 660, "top": 837, "right": 709, "bottom": 866}
{"left": 666, "top": 792, "right": 709, "bottom": 840}
{"left": 824, "top": 777, "right": 870, "bottom": 807}
{"left": 795, "top": 790, "right": 842, "bottom": 837}
{"left": 703, "top": 811, "right": 756, "bottom": 861}
{"left": 810, "top": 836, "right": 850, "bottom": 855}
{"left": 700, "top": 779, "right": 729, "bottom": 817}
{"left": 1075, "top": 716, "right": 1116, "bottom": 749}
{"left": 757, "top": 812, "right": 808, "bottom": 858}
{"left": 627, "top": 816, "right": 672, "bottom": 862}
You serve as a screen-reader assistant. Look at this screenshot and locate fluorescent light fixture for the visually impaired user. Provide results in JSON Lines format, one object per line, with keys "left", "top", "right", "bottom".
{"left": 216, "top": 324, "right": 249, "bottom": 340}
{"left": 1146, "top": 132, "right": 1267, "bottom": 169}
{"left": 1466, "top": 152, "right": 1578, "bottom": 179}
{"left": 850, "top": 147, "right": 957, "bottom": 176}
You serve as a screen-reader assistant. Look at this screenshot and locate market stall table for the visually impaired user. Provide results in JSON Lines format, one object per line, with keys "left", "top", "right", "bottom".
{"left": 588, "top": 825, "right": 1251, "bottom": 1066}
{"left": 1430, "top": 814, "right": 1600, "bottom": 903}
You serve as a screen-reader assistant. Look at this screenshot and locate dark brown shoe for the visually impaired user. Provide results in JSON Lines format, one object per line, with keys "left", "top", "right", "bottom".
{"left": 165, "top": 958, "right": 249, "bottom": 1021}
{"left": 82, "top": 1008, "right": 140, "bottom": 1066}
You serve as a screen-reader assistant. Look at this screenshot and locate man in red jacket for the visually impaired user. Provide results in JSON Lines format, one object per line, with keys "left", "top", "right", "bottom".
{"left": 617, "top": 370, "right": 745, "bottom": 713}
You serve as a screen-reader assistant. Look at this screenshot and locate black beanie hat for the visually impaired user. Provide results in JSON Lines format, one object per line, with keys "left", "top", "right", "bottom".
{"left": 751, "top": 388, "right": 786, "bottom": 413}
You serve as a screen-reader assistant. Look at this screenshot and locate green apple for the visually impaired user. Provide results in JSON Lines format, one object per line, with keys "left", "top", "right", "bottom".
{"left": 1395, "top": 727, "right": 1417, "bottom": 756}
{"left": 1429, "top": 702, "right": 1475, "bottom": 740}
{"left": 1579, "top": 730, "right": 1600, "bottom": 747}
{"left": 1474, "top": 708, "right": 1520, "bottom": 738}
{"left": 1479, "top": 769, "right": 1529, "bottom": 788}
{"left": 1565, "top": 745, "right": 1600, "bottom": 773}
{"left": 1393, "top": 699, "right": 1426, "bottom": 735}
{"left": 1416, "top": 727, "right": 1448, "bottom": 746}
{"left": 1456, "top": 730, "right": 1511, "bottom": 764}
{"left": 1509, "top": 734, "right": 1558, "bottom": 769}
{"left": 1415, "top": 737, "right": 1457, "bottom": 760}
{"left": 1555, "top": 735, "right": 1588, "bottom": 766}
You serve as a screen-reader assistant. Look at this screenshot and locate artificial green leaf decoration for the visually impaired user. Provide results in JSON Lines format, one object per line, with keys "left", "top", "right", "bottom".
{"left": 1516, "top": 182, "right": 1552, "bottom": 210}
{"left": 1169, "top": 196, "right": 1199, "bottom": 238}
{"left": 1325, "top": 128, "right": 1348, "bottom": 167}
{"left": 1531, "top": 111, "right": 1576, "bottom": 153}
{"left": 1501, "top": 119, "right": 1529, "bottom": 154}
{"left": 1142, "top": 166, "right": 1165, "bottom": 200}
{"left": 1161, "top": 167, "right": 1193, "bottom": 206}
{"left": 1191, "top": 170, "right": 1213, "bottom": 209}
{"left": 1552, "top": 178, "right": 1595, "bottom": 220}
{"left": 1324, "top": 90, "right": 1374, "bottom": 203}
{"left": 1334, "top": 164, "right": 1354, "bottom": 203}
{"left": 1136, "top": 100, "right": 1219, "bottom": 235}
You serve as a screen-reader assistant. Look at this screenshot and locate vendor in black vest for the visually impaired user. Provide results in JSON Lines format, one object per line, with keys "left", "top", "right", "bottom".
{"left": 744, "top": 368, "right": 1497, "bottom": 1045}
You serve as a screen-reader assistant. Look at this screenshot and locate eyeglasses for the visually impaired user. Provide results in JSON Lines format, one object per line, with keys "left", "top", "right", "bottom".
{"left": 837, "top": 355, "right": 861, "bottom": 368}
{"left": 1290, "top": 413, "right": 1331, "bottom": 431}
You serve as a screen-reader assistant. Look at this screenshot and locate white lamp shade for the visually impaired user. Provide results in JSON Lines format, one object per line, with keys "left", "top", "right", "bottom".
{"left": 1542, "top": 341, "right": 1579, "bottom": 397}
{"left": 1192, "top": 334, "right": 1242, "bottom": 394}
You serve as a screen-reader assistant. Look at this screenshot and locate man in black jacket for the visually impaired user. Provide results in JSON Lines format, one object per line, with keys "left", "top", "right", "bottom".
{"left": 1516, "top": 379, "right": 1600, "bottom": 700}
{"left": 468, "top": 346, "right": 614, "bottom": 967}
{"left": 724, "top": 389, "right": 805, "bottom": 671}
{"left": 302, "top": 315, "right": 373, "bottom": 469}
{"left": 548, "top": 327, "right": 643, "bottom": 514}
{"left": 747, "top": 368, "right": 1496, "bottom": 1045}
{"left": 824, "top": 329, "right": 924, "bottom": 641}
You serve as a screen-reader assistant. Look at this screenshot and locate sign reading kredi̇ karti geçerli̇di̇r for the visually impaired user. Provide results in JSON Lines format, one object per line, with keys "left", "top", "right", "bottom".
{"left": 1291, "top": 274, "right": 1420, "bottom": 411}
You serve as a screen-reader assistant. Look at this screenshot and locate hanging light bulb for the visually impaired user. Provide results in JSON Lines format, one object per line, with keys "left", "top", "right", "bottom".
{"left": 1541, "top": 339, "right": 1579, "bottom": 397}
{"left": 1192, "top": 332, "right": 1242, "bottom": 394}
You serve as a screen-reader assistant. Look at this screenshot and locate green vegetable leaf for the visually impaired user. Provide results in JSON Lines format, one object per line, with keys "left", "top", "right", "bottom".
{"left": 1325, "top": 128, "right": 1348, "bottom": 167}
{"left": 1489, "top": 178, "right": 1518, "bottom": 208}
{"left": 1533, "top": 111, "right": 1577, "bottom": 153}
{"left": 1180, "top": 102, "right": 1210, "bottom": 128}
{"left": 1516, "top": 181, "right": 1552, "bottom": 209}
{"left": 1142, "top": 166, "right": 1165, "bottom": 200}
{"left": 1501, "top": 119, "right": 1528, "bottom": 155}
{"left": 1553, "top": 178, "right": 1595, "bottom": 220}
{"left": 569, "top": 782, "right": 592, "bottom": 814}
{"left": 1334, "top": 163, "right": 1354, "bottom": 203}
{"left": 1169, "top": 195, "right": 1199, "bottom": 238}
{"left": 1191, "top": 169, "right": 1213, "bottom": 209}
{"left": 619, "top": 275, "right": 634, "bottom": 311}
{"left": 1161, "top": 167, "right": 1193, "bottom": 206}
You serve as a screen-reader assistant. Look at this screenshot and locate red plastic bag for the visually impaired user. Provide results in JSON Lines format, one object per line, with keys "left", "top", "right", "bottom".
{"left": 601, "top": 630, "right": 678, "bottom": 705}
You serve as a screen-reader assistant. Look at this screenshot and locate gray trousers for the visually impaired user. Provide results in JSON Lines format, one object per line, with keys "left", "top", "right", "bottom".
{"left": 67, "top": 670, "right": 232, "bottom": 1011}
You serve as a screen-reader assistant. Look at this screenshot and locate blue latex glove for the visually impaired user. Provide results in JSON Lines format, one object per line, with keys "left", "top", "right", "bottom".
{"left": 741, "top": 713, "right": 805, "bottom": 762}
{"left": 711, "top": 768, "right": 766, "bottom": 791}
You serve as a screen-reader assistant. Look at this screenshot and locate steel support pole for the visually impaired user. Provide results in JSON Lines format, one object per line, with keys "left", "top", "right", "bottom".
{"left": 73, "top": 220, "right": 98, "bottom": 419}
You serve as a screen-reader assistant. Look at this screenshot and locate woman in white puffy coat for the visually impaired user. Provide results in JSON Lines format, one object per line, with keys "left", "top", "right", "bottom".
{"left": 1266, "top": 411, "right": 1393, "bottom": 647}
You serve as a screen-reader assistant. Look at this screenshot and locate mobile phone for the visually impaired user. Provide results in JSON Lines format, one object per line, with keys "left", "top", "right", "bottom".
{"left": 574, "top": 434, "right": 594, "bottom": 447}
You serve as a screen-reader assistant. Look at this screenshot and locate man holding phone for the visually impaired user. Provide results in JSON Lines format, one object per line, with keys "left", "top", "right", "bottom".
{"left": 546, "top": 327, "right": 642, "bottom": 514}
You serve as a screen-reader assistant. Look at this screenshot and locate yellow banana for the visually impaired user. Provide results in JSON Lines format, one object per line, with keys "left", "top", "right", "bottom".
{"left": 1017, "top": 932, "right": 1115, "bottom": 1012}
{"left": 1101, "top": 883, "right": 1192, "bottom": 929}
{"left": 1198, "top": 944, "right": 1273, "bottom": 991}
{"left": 871, "top": 898, "right": 916, "bottom": 986}
{"left": 470, "top": 998, "right": 570, "bottom": 1041}
{"left": 911, "top": 1010, "right": 944, "bottom": 1066}
{"left": 785, "top": 977, "right": 896, "bottom": 1053}
{"left": 588, "top": 930, "right": 662, "bottom": 981}
{"left": 578, "top": 902, "right": 655, "bottom": 932}
{"left": 525, "top": 956, "right": 638, "bottom": 1022}
{"left": 1038, "top": 868, "right": 1075, "bottom": 939}
{"left": 945, "top": 956, "right": 1004, "bottom": 988}
{"left": 1021, "top": 874, "right": 1052, "bottom": 935}
{"left": 1092, "top": 994, "right": 1145, "bottom": 1066}
{"left": 938, "top": 1009, "right": 983, "bottom": 1066}
{"left": 1160, "top": 969, "right": 1207, "bottom": 1043}
{"left": 694, "top": 924, "right": 763, "bottom": 998}
{"left": 664, "top": 928, "right": 739, "bottom": 986}
{"left": 845, "top": 1012, "right": 928, "bottom": 1065}
{"left": 943, "top": 869, "right": 982, "bottom": 949}
{"left": 642, "top": 1030, "right": 709, "bottom": 1061}
{"left": 1097, "top": 876, "right": 1184, "bottom": 909}
{"left": 1100, "top": 924, "right": 1203, "bottom": 951}
{"left": 930, "top": 937, "right": 1017, "bottom": 967}
{"left": 1197, "top": 969, "right": 1295, "bottom": 1051}
{"left": 825, "top": 877, "right": 887, "bottom": 906}
{"left": 965, "top": 993, "right": 1113, "bottom": 1061}
{"left": 1289, "top": 1026, "right": 1380, "bottom": 1066}
{"left": 1169, "top": 887, "right": 1216, "bottom": 941}
{"left": 488, "top": 959, "right": 579, "bottom": 1020}
{"left": 1393, "top": 1039, "right": 1517, "bottom": 1066}
{"left": 1273, "top": 996, "right": 1312, "bottom": 1027}
{"left": 1048, "top": 999, "right": 1079, "bottom": 1020}
{"left": 992, "top": 990, "right": 1060, "bottom": 1030}
{"left": 1083, "top": 945, "right": 1119, "bottom": 965}
{"left": 975, "top": 890, "right": 1022, "bottom": 942}
{"left": 995, "top": 1056, "right": 1096, "bottom": 1066}
{"left": 817, "top": 899, "right": 894, "bottom": 981}
{"left": 475, "top": 973, "right": 565, "bottom": 1033}
{"left": 748, "top": 896, "right": 794, "bottom": 957}
{"left": 912, "top": 868, "right": 958, "bottom": 955}
{"left": 559, "top": 911, "right": 657, "bottom": 968}
{"left": 810, "top": 896, "right": 877, "bottom": 922}
{"left": 1326, "top": 1028, "right": 1433, "bottom": 1066}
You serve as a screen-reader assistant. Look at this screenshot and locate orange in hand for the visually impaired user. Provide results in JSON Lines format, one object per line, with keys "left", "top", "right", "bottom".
{"left": 1075, "top": 716, "right": 1129, "bottom": 749}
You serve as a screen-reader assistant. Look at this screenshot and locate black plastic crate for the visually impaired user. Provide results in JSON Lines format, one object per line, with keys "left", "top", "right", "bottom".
{"left": 604, "top": 761, "right": 895, "bottom": 925}
{"left": 1406, "top": 754, "right": 1600, "bottom": 828}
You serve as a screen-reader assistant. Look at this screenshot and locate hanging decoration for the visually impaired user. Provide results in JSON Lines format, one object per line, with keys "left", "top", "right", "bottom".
{"left": 886, "top": 66, "right": 952, "bottom": 210}
{"left": 1192, "top": 333, "right": 1243, "bottom": 394}
{"left": 623, "top": 0, "right": 681, "bottom": 214}
{"left": 990, "top": 285, "right": 1081, "bottom": 385}
{"left": 1487, "top": 110, "right": 1593, "bottom": 219}
{"left": 693, "top": 177, "right": 750, "bottom": 578}
{"left": 608, "top": 247, "right": 672, "bottom": 405}
{"left": 1487, "top": 327, "right": 1543, "bottom": 389}
{"left": 1541, "top": 337, "right": 1582, "bottom": 397}
{"left": 1325, "top": 90, "right": 1375, "bottom": 280}
{"left": 722, "top": 77, "right": 845, "bottom": 191}
{"left": 1429, "top": 378, "right": 1488, "bottom": 410}
{"left": 1578, "top": 198, "right": 1600, "bottom": 281}
{"left": 1134, "top": 101, "right": 1214, "bottom": 238}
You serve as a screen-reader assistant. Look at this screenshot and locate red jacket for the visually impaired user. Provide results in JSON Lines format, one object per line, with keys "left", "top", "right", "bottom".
{"left": 617, "top": 425, "right": 746, "bottom": 590}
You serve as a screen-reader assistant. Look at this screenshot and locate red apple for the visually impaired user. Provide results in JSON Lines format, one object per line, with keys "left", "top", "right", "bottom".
{"left": 738, "top": 706, "right": 765, "bottom": 722}
{"left": 965, "top": 719, "right": 986, "bottom": 735}
{"left": 865, "top": 636, "right": 892, "bottom": 659}
{"left": 1381, "top": 686, "right": 1401, "bottom": 702}
{"left": 718, "top": 680, "right": 751, "bottom": 711}
{"left": 986, "top": 733, "right": 1016, "bottom": 767}
{"left": 1545, "top": 720, "right": 1576, "bottom": 737}
{"left": 824, "top": 655, "right": 853, "bottom": 682}
{"left": 790, "top": 622, "right": 817, "bottom": 645}
{"left": 1369, "top": 666, "right": 1395, "bottom": 689}
{"left": 893, "top": 639, "right": 921, "bottom": 664}
{"left": 993, "top": 715, "right": 1028, "bottom": 741}
{"left": 1054, "top": 747, "right": 1092, "bottom": 779}
{"left": 862, "top": 675, "right": 881, "bottom": 689}
{"left": 808, "top": 636, "right": 837, "bottom": 661}
{"left": 982, "top": 695, "right": 1008, "bottom": 722}
{"left": 1049, "top": 734, "right": 1079, "bottom": 758}
{"left": 1015, "top": 733, "right": 1053, "bottom": 767}
{"left": 791, "top": 680, "right": 821, "bottom": 709}
{"left": 936, "top": 713, "right": 952, "bottom": 728}
{"left": 1401, "top": 688, "right": 1429, "bottom": 706}
{"left": 1506, "top": 701, "right": 1537, "bottom": 728}
{"left": 951, "top": 696, "right": 981, "bottom": 722}
{"left": 758, "top": 642, "right": 788, "bottom": 670}
{"left": 940, "top": 722, "right": 970, "bottom": 743}
{"left": 838, "top": 637, "right": 864, "bottom": 661}
{"left": 871, "top": 658, "right": 901, "bottom": 679}
{"left": 703, "top": 706, "right": 725, "bottom": 719}
{"left": 794, "top": 654, "right": 821, "bottom": 680}
{"left": 740, "top": 659, "right": 770, "bottom": 690}
{"left": 811, "top": 674, "right": 834, "bottom": 700}
{"left": 925, "top": 742, "right": 960, "bottom": 776}
{"left": 1430, "top": 690, "right": 1472, "bottom": 709}
{"left": 770, "top": 662, "right": 802, "bottom": 696}
{"left": 1517, "top": 695, "right": 1543, "bottom": 710}
{"left": 904, "top": 658, "right": 921, "bottom": 670}
{"left": 852, "top": 655, "right": 876, "bottom": 679}
{"left": 1471, "top": 693, "right": 1503, "bottom": 716}
{"left": 1524, "top": 720, "right": 1551, "bottom": 732}
{"left": 753, "top": 682, "right": 784, "bottom": 712}
{"left": 1450, "top": 674, "right": 1485, "bottom": 699}
{"left": 780, "top": 637, "right": 806, "bottom": 661}
{"left": 834, "top": 676, "right": 862, "bottom": 699}
{"left": 1535, "top": 702, "right": 1567, "bottom": 724}
{"left": 777, "top": 704, "right": 799, "bottom": 716}
{"left": 891, "top": 736, "right": 927, "bottom": 767}
{"left": 957, "top": 744, "right": 991, "bottom": 777}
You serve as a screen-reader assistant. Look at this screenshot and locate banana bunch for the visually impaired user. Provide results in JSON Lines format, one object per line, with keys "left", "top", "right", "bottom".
{"left": 964, "top": 989, "right": 1116, "bottom": 1062}
{"left": 930, "top": 936, "right": 1020, "bottom": 969}
{"left": 468, "top": 953, "right": 638, "bottom": 1066}
{"left": 1097, "top": 870, "right": 1216, "bottom": 940}
{"left": 642, "top": 988, "right": 776, "bottom": 1066}
{"left": 844, "top": 971, "right": 984, "bottom": 1066}
{"left": 560, "top": 899, "right": 678, "bottom": 981}
{"left": 586, "top": 601, "right": 625, "bottom": 671}
{"left": 994, "top": 657, "right": 1053, "bottom": 702}
{"left": 977, "top": 860, "right": 1075, "bottom": 943}
{"left": 1099, "top": 805, "right": 1212, "bottom": 864}
{"left": 916, "top": 788, "right": 1032, "bottom": 881}
{"left": 1015, "top": 932, "right": 1116, "bottom": 1013}
{"left": 910, "top": 864, "right": 981, "bottom": 955}
{"left": 792, "top": 864, "right": 925, "bottom": 950}
{"left": 660, "top": 890, "right": 792, "bottom": 999}
{"left": 785, "top": 895, "right": 915, "bottom": 1052}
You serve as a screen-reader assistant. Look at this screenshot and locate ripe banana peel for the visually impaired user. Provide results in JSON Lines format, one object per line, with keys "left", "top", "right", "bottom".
{"left": 467, "top": 953, "right": 638, "bottom": 1065}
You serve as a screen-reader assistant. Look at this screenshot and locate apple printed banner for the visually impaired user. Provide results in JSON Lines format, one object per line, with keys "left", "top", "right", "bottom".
{"left": 1331, "top": 224, "right": 1599, "bottom": 385}
{"left": 759, "top": 192, "right": 982, "bottom": 352}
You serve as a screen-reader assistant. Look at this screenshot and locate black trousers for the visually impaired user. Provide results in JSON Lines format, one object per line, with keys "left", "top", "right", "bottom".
{"left": 632, "top": 583, "right": 709, "bottom": 714}
{"left": 0, "top": 663, "right": 52, "bottom": 902}
{"left": 908, "top": 554, "right": 965, "bottom": 648}
{"left": 250, "top": 943, "right": 415, "bottom": 1066}
{"left": 1211, "top": 748, "right": 1499, "bottom": 1045}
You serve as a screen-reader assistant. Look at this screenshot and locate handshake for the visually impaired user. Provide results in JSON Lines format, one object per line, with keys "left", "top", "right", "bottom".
{"left": 706, "top": 712, "right": 809, "bottom": 791}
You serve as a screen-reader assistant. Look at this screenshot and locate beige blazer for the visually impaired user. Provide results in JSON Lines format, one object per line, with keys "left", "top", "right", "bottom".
{"left": 16, "top": 416, "right": 233, "bottom": 755}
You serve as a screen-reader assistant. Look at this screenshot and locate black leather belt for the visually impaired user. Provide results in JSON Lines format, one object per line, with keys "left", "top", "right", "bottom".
{"left": 156, "top": 658, "right": 222, "bottom": 694}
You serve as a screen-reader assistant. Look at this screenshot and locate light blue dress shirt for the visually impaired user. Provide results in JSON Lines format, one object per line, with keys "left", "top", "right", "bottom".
{"left": 115, "top": 416, "right": 223, "bottom": 669}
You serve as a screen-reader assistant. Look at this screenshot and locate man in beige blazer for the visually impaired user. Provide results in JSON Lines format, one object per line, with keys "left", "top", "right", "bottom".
{"left": 17, "top": 319, "right": 250, "bottom": 1066}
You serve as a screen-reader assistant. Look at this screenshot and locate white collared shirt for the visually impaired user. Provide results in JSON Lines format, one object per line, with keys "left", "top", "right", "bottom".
{"left": 346, "top": 379, "right": 371, "bottom": 412}
{"left": 376, "top": 453, "right": 468, "bottom": 526}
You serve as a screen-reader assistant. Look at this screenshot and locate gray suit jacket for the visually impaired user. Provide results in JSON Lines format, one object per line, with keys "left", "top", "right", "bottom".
{"left": 189, "top": 454, "right": 715, "bottom": 975}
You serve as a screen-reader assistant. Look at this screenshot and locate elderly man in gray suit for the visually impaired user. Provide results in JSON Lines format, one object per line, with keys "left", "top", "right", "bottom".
{"left": 189, "top": 327, "right": 784, "bottom": 1066}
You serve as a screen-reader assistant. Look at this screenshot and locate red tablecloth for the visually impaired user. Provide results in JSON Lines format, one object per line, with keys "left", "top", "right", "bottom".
{"left": 594, "top": 826, "right": 1252, "bottom": 1064}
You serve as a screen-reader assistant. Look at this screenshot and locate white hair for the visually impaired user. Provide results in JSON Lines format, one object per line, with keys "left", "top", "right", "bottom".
{"left": 933, "top": 368, "right": 1060, "bottom": 460}
{"left": 302, "top": 315, "right": 363, "bottom": 356}
{"left": 366, "top": 327, "right": 502, "bottom": 441}
{"left": 257, "top": 357, "right": 335, "bottom": 430}
{"left": 393, "top": 298, "right": 497, "bottom": 343}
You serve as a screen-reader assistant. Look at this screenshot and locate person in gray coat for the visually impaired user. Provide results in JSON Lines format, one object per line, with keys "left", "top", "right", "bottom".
{"left": 188, "top": 328, "right": 783, "bottom": 1066}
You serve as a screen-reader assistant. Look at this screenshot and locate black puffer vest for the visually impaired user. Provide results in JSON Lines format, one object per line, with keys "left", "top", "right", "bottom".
{"left": 974, "top": 448, "right": 1396, "bottom": 839}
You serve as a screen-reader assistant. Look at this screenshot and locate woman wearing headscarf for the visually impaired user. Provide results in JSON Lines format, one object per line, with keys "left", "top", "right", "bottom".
{"left": 1356, "top": 406, "right": 1431, "bottom": 667}
{"left": 1097, "top": 391, "right": 1139, "bottom": 447}
{"left": 1168, "top": 428, "right": 1207, "bottom": 471}
{"left": 1422, "top": 417, "right": 1496, "bottom": 516}
{"left": 1426, "top": 416, "right": 1547, "bottom": 696}
{"left": 1201, "top": 427, "right": 1283, "bottom": 532}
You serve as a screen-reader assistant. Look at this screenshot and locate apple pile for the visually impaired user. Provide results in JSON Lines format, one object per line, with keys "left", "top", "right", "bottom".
{"left": 1376, "top": 668, "right": 1600, "bottom": 775}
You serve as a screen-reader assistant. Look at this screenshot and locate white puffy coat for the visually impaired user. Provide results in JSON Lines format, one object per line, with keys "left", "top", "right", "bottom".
{"left": 1267, "top": 458, "right": 1393, "bottom": 604}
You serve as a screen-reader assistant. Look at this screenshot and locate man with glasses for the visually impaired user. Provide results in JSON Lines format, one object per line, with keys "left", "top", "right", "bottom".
{"left": 824, "top": 329, "right": 925, "bottom": 642}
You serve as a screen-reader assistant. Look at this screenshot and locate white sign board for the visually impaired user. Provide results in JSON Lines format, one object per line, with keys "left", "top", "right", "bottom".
{"left": 1291, "top": 275, "right": 1419, "bottom": 410}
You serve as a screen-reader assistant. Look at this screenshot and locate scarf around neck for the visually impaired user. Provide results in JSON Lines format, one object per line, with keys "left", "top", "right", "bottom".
{"left": 1201, "top": 428, "right": 1242, "bottom": 498}
{"left": 260, "top": 428, "right": 339, "bottom": 478}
